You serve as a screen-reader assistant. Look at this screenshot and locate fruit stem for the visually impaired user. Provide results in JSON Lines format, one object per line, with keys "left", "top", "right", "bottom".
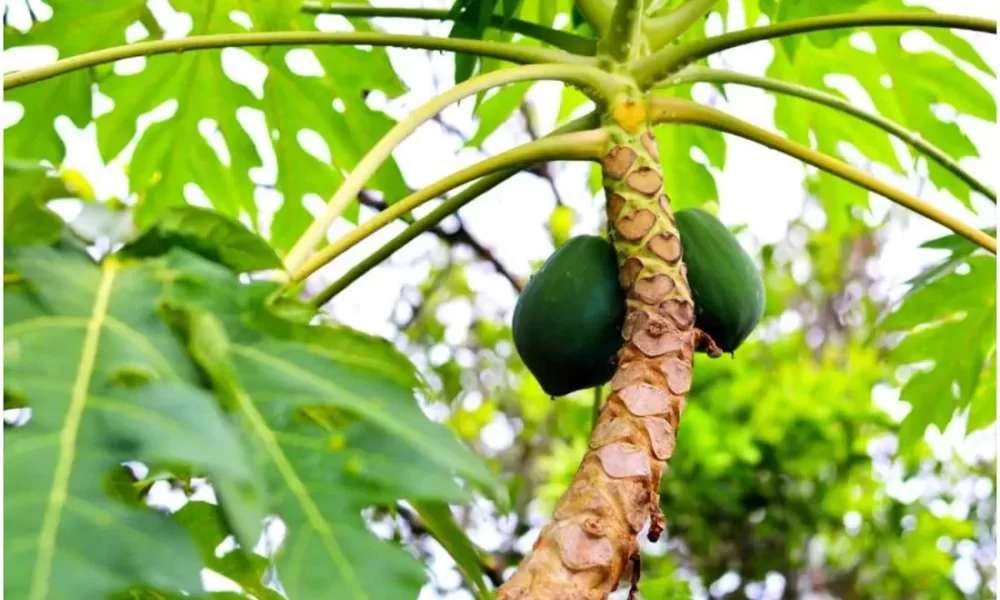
{"left": 649, "top": 95, "right": 998, "bottom": 254}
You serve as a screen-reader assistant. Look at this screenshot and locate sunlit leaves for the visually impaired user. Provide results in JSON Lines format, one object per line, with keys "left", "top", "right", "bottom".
{"left": 653, "top": 87, "right": 726, "bottom": 210}
{"left": 881, "top": 232, "right": 997, "bottom": 446}
{"left": 6, "top": 1, "right": 408, "bottom": 251}
{"left": 467, "top": 82, "right": 532, "bottom": 147}
{"left": 762, "top": 0, "right": 995, "bottom": 209}
{"left": 257, "top": 10, "right": 408, "bottom": 251}
{"left": 3, "top": 0, "right": 156, "bottom": 162}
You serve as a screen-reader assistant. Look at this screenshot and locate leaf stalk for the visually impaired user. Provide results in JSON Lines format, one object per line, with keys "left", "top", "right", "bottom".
{"left": 282, "top": 64, "right": 619, "bottom": 275}
{"left": 299, "top": 2, "right": 597, "bottom": 55}
{"left": 649, "top": 96, "right": 997, "bottom": 254}
{"left": 663, "top": 66, "right": 997, "bottom": 202}
{"left": 296, "top": 129, "right": 607, "bottom": 293}
{"left": 3, "top": 31, "right": 595, "bottom": 91}
{"left": 631, "top": 12, "right": 997, "bottom": 88}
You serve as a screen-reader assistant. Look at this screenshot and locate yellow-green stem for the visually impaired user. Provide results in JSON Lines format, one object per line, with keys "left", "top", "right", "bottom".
{"left": 650, "top": 96, "right": 997, "bottom": 253}
{"left": 631, "top": 12, "right": 997, "bottom": 88}
{"left": 306, "top": 113, "right": 602, "bottom": 305}
{"left": 3, "top": 31, "right": 593, "bottom": 91}
{"left": 310, "top": 175, "right": 513, "bottom": 305}
{"left": 282, "top": 63, "right": 620, "bottom": 274}
{"left": 601, "top": 0, "right": 646, "bottom": 62}
{"left": 644, "top": 0, "right": 720, "bottom": 51}
{"left": 293, "top": 129, "right": 607, "bottom": 287}
{"left": 576, "top": 0, "right": 616, "bottom": 37}
{"left": 299, "top": 2, "right": 597, "bottom": 55}
{"left": 664, "top": 66, "right": 996, "bottom": 202}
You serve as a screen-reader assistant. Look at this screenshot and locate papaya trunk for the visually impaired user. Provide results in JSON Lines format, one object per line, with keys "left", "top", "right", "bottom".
{"left": 498, "top": 93, "right": 711, "bottom": 599}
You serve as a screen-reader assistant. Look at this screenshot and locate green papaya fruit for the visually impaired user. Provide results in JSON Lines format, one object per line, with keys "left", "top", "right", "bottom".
{"left": 674, "top": 208, "right": 765, "bottom": 354}
{"left": 512, "top": 235, "right": 626, "bottom": 397}
{"left": 512, "top": 210, "right": 764, "bottom": 396}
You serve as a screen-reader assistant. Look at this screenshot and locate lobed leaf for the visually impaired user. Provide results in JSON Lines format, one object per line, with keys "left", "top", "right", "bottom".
{"left": 4, "top": 242, "right": 262, "bottom": 598}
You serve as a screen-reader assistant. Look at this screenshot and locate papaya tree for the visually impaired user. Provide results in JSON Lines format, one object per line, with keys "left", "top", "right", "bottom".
{"left": 3, "top": 0, "right": 996, "bottom": 599}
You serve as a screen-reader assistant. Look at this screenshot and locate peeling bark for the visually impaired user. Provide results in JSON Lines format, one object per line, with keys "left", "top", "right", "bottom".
{"left": 497, "top": 94, "right": 698, "bottom": 600}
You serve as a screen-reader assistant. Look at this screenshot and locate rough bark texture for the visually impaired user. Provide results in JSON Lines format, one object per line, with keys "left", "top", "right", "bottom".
{"left": 497, "top": 94, "right": 702, "bottom": 600}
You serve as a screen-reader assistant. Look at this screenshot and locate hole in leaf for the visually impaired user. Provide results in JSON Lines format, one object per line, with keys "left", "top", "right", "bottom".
{"left": 285, "top": 48, "right": 325, "bottom": 77}
{"left": 296, "top": 128, "right": 332, "bottom": 164}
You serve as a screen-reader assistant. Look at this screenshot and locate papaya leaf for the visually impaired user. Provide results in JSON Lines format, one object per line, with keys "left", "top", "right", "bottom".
{"left": 3, "top": 162, "right": 71, "bottom": 246}
{"left": 2, "top": 0, "right": 158, "bottom": 163}
{"left": 449, "top": 0, "right": 502, "bottom": 83}
{"left": 762, "top": 1, "right": 994, "bottom": 209}
{"left": 409, "top": 501, "right": 496, "bottom": 600}
{"left": 147, "top": 250, "right": 506, "bottom": 598}
{"left": 173, "top": 502, "right": 284, "bottom": 600}
{"left": 653, "top": 87, "right": 725, "bottom": 210}
{"left": 120, "top": 206, "right": 282, "bottom": 273}
{"left": 19, "top": 0, "right": 411, "bottom": 249}
{"left": 881, "top": 254, "right": 996, "bottom": 448}
{"left": 256, "top": 10, "right": 408, "bottom": 251}
{"left": 3, "top": 243, "right": 263, "bottom": 599}
{"left": 94, "top": 0, "right": 266, "bottom": 226}
{"left": 466, "top": 82, "right": 533, "bottom": 148}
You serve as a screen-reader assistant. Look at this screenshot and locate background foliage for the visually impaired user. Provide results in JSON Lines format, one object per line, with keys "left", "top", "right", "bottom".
{"left": 3, "top": 0, "right": 996, "bottom": 598}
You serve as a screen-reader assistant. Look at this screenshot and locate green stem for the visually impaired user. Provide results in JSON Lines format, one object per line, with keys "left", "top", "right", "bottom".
{"left": 601, "top": 0, "right": 646, "bottom": 62}
{"left": 664, "top": 66, "right": 997, "bottom": 202}
{"left": 650, "top": 96, "right": 997, "bottom": 254}
{"left": 295, "top": 129, "right": 608, "bottom": 290}
{"left": 283, "top": 63, "right": 618, "bottom": 274}
{"left": 645, "top": 0, "right": 720, "bottom": 50}
{"left": 3, "top": 31, "right": 594, "bottom": 91}
{"left": 310, "top": 178, "right": 506, "bottom": 306}
{"left": 305, "top": 112, "right": 601, "bottom": 303}
{"left": 300, "top": 2, "right": 597, "bottom": 55}
{"left": 632, "top": 12, "right": 997, "bottom": 87}
{"left": 576, "top": 0, "right": 616, "bottom": 37}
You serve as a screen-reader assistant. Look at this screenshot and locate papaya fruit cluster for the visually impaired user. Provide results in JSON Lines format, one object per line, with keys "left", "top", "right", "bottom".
{"left": 513, "top": 208, "right": 764, "bottom": 397}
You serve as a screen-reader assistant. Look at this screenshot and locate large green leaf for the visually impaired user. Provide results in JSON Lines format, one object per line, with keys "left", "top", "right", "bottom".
{"left": 3, "top": 162, "right": 72, "bottom": 246}
{"left": 3, "top": 0, "right": 158, "bottom": 163}
{"left": 409, "top": 501, "right": 496, "bottom": 600}
{"left": 5, "top": 1, "right": 407, "bottom": 252}
{"left": 3, "top": 242, "right": 262, "bottom": 598}
{"left": 653, "top": 87, "right": 726, "bottom": 210}
{"left": 881, "top": 244, "right": 996, "bottom": 446}
{"left": 257, "top": 10, "right": 408, "bottom": 251}
{"left": 94, "top": 1, "right": 266, "bottom": 226}
{"left": 121, "top": 205, "right": 282, "bottom": 273}
{"left": 137, "top": 248, "right": 505, "bottom": 598}
{"left": 763, "top": 0, "right": 994, "bottom": 209}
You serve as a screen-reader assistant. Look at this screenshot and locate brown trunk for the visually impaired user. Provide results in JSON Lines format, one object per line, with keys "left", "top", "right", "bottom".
{"left": 498, "top": 94, "right": 716, "bottom": 599}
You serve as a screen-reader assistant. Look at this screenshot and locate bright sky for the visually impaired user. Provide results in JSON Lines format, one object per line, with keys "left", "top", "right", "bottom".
{"left": 2, "top": 0, "right": 997, "bottom": 598}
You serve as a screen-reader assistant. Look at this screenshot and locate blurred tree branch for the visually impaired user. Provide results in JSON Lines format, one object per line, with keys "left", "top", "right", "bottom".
{"left": 358, "top": 191, "right": 523, "bottom": 292}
